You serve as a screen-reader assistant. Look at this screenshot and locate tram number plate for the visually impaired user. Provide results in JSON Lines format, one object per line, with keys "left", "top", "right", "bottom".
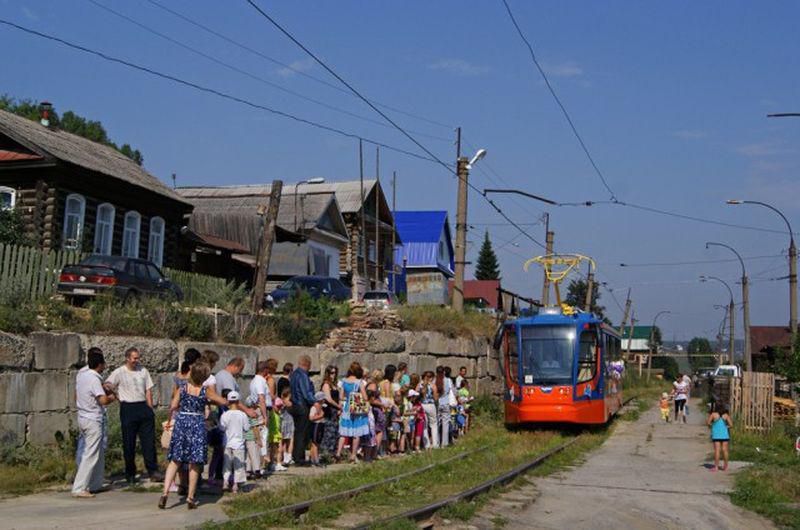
{"left": 524, "top": 375, "right": 533, "bottom": 384}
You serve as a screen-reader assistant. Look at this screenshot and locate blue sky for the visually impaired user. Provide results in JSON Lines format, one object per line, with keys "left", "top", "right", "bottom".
{"left": 2, "top": 0, "right": 800, "bottom": 341}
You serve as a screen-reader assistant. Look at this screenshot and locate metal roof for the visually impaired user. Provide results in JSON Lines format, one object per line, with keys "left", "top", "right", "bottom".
{"left": 290, "top": 180, "right": 377, "bottom": 214}
{"left": 0, "top": 108, "right": 189, "bottom": 205}
{"left": 621, "top": 325, "right": 654, "bottom": 340}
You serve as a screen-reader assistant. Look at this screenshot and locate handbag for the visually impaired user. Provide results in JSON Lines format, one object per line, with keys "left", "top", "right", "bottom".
{"left": 160, "top": 420, "right": 173, "bottom": 450}
{"left": 348, "top": 391, "right": 369, "bottom": 416}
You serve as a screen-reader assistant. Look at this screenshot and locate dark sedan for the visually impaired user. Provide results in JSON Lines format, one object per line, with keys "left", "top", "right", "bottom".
{"left": 57, "top": 255, "right": 183, "bottom": 304}
{"left": 265, "top": 275, "right": 351, "bottom": 307}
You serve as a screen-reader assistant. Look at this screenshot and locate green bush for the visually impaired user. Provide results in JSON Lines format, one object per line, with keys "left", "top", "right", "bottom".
{"left": 86, "top": 296, "right": 214, "bottom": 341}
{"left": 0, "top": 285, "right": 37, "bottom": 333}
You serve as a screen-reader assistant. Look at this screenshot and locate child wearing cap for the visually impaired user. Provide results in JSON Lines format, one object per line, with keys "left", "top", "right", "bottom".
{"left": 219, "top": 391, "right": 250, "bottom": 492}
{"left": 244, "top": 396, "right": 264, "bottom": 479}
{"left": 309, "top": 391, "right": 326, "bottom": 467}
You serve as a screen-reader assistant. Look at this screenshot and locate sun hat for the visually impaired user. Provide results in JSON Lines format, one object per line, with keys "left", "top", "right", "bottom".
{"left": 227, "top": 391, "right": 240, "bottom": 402}
{"left": 314, "top": 391, "right": 327, "bottom": 402}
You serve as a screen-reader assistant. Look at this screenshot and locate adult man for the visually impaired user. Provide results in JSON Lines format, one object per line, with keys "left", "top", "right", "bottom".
{"left": 105, "top": 347, "right": 162, "bottom": 484}
{"left": 289, "top": 355, "right": 316, "bottom": 466}
{"left": 73, "top": 348, "right": 116, "bottom": 498}
{"left": 216, "top": 357, "right": 245, "bottom": 395}
{"left": 248, "top": 360, "right": 278, "bottom": 470}
{"left": 455, "top": 366, "right": 468, "bottom": 389}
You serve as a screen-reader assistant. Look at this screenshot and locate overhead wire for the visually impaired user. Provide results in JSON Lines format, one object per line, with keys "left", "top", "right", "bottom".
{"left": 618, "top": 254, "right": 784, "bottom": 268}
{"left": 244, "top": 0, "right": 547, "bottom": 250}
{"left": 143, "top": 0, "right": 456, "bottom": 131}
{"left": 0, "top": 18, "right": 441, "bottom": 164}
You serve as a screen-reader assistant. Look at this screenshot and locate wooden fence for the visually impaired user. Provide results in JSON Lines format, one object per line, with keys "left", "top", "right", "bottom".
{"left": 0, "top": 243, "right": 82, "bottom": 300}
{"left": 731, "top": 371, "right": 774, "bottom": 433}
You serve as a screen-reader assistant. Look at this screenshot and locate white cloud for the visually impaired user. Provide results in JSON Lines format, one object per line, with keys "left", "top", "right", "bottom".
{"left": 736, "top": 141, "right": 794, "bottom": 157}
{"left": 428, "top": 58, "right": 489, "bottom": 77}
{"left": 672, "top": 129, "right": 708, "bottom": 140}
{"left": 544, "top": 61, "right": 583, "bottom": 78}
{"left": 275, "top": 58, "right": 315, "bottom": 78}
{"left": 21, "top": 6, "right": 38, "bottom": 21}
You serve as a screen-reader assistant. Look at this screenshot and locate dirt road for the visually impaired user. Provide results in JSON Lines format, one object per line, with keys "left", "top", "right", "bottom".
{"left": 484, "top": 398, "right": 775, "bottom": 530}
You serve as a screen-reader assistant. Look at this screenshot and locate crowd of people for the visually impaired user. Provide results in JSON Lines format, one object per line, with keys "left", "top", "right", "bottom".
{"left": 71, "top": 347, "right": 475, "bottom": 509}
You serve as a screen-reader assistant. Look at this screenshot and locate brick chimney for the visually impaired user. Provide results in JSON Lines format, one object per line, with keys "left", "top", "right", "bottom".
{"left": 39, "top": 101, "right": 52, "bottom": 128}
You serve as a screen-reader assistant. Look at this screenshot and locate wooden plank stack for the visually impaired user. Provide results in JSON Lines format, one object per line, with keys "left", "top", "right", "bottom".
{"left": 774, "top": 396, "right": 797, "bottom": 421}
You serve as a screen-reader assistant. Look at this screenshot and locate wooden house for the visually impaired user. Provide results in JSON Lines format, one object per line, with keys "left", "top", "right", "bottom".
{"left": 0, "top": 108, "right": 191, "bottom": 268}
{"left": 178, "top": 184, "right": 349, "bottom": 289}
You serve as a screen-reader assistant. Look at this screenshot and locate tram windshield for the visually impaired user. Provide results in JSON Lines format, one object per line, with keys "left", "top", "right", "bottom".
{"left": 520, "top": 325, "right": 575, "bottom": 385}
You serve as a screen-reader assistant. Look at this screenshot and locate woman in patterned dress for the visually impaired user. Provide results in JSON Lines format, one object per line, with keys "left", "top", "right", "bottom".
{"left": 159, "top": 362, "right": 227, "bottom": 510}
{"left": 319, "top": 365, "right": 341, "bottom": 459}
{"left": 335, "top": 362, "right": 370, "bottom": 463}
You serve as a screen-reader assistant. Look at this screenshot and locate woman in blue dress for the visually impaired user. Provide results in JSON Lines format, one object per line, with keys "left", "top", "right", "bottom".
{"left": 159, "top": 362, "right": 227, "bottom": 509}
{"left": 335, "top": 362, "right": 370, "bottom": 463}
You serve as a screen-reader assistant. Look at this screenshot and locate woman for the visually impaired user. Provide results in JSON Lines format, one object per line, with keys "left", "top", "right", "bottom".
{"left": 320, "top": 365, "right": 341, "bottom": 459}
{"left": 379, "top": 365, "right": 398, "bottom": 400}
{"left": 672, "top": 373, "right": 689, "bottom": 424}
{"left": 435, "top": 366, "right": 454, "bottom": 447}
{"left": 160, "top": 362, "right": 227, "bottom": 510}
{"left": 167, "top": 349, "right": 201, "bottom": 495}
{"left": 418, "top": 371, "right": 439, "bottom": 448}
{"left": 336, "top": 362, "right": 370, "bottom": 463}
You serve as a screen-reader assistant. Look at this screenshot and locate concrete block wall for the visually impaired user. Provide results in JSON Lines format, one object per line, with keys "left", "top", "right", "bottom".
{"left": 0, "top": 329, "right": 497, "bottom": 446}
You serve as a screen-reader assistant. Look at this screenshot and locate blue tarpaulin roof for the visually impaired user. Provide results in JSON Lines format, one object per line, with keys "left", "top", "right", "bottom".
{"left": 393, "top": 210, "right": 454, "bottom": 274}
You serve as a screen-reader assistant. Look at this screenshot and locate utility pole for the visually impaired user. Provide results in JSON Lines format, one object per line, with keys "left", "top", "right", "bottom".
{"left": 252, "top": 180, "right": 282, "bottom": 312}
{"left": 618, "top": 288, "right": 632, "bottom": 336}
{"left": 453, "top": 154, "right": 469, "bottom": 312}
{"left": 647, "top": 311, "right": 671, "bottom": 382}
{"left": 584, "top": 263, "right": 594, "bottom": 313}
{"left": 729, "top": 297, "right": 736, "bottom": 363}
{"left": 358, "top": 139, "right": 366, "bottom": 300}
{"left": 391, "top": 171, "right": 397, "bottom": 294}
{"left": 706, "top": 242, "right": 751, "bottom": 369}
{"left": 541, "top": 213, "right": 553, "bottom": 306}
{"left": 375, "top": 146, "right": 380, "bottom": 288}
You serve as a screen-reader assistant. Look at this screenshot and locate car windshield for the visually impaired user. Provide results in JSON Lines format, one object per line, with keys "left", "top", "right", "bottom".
{"left": 520, "top": 325, "right": 575, "bottom": 386}
{"left": 82, "top": 255, "right": 128, "bottom": 272}
{"left": 363, "top": 292, "right": 388, "bottom": 300}
{"left": 716, "top": 368, "right": 735, "bottom": 377}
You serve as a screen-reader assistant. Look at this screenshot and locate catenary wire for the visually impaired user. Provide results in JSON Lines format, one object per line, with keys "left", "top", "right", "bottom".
{"left": 143, "top": 0, "right": 455, "bottom": 131}
{"left": 500, "top": 0, "right": 617, "bottom": 201}
{"left": 88, "top": 0, "right": 452, "bottom": 143}
{"left": 0, "top": 18, "right": 441, "bottom": 164}
{"left": 618, "top": 254, "right": 783, "bottom": 268}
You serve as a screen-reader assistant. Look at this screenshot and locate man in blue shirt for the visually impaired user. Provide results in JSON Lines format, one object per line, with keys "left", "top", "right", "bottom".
{"left": 289, "top": 354, "right": 316, "bottom": 465}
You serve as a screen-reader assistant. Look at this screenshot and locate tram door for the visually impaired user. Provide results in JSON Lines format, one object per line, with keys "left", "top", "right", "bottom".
{"left": 576, "top": 326, "right": 599, "bottom": 400}
{"left": 503, "top": 326, "right": 521, "bottom": 405}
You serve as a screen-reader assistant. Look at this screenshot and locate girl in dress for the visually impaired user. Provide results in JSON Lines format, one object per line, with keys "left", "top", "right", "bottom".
{"left": 335, "top": 362, "right": 370, "bottom": 463}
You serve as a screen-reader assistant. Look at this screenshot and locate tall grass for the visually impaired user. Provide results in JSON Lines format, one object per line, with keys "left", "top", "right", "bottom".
{"left": 397, "top": 305, "right": 496, "bottom": 338}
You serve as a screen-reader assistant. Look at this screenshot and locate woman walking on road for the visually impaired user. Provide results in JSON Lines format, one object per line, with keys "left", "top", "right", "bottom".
{"left": 707, "top": 403, "right": 733, "bottom": 471}
{"left": 159, "top": 362, "right": 227, "bottom": 510}
{"left": 672, "top": 373, "right": 690, "bottom": 423}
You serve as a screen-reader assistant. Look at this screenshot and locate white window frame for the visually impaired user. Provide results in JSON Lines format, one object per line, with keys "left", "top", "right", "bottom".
{"left": 147, "top": 216, "right": 165, "bottom": 267}
{"left": 0, "top": 186, "right": 16, "bottom": 210}
{"left": 62, "top": 193, "right": 86, "bottom": 250}
{"left": 93, "top": 203, "right": 115, "bottom": 255}
{"left": 122, "top": 211, "right": 141, "bottom": 258}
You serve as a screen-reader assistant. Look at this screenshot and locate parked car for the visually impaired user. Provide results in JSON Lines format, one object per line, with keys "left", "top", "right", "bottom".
{"left": 265, "top": 275, "right": 351, "bottom": 307}
{"left": 362, "top": 290, "right": 399, "bottom": 310}
{"left": 57, "top": 255, "right": 183, "bottom": 304}
{"left": 712, "top": 364, "right": 741, "bottom": 378}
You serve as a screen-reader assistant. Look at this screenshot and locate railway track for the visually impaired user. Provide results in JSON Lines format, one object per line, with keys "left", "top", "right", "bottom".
{"left": 213, "top": 394, "right": 642, "bottom": 530}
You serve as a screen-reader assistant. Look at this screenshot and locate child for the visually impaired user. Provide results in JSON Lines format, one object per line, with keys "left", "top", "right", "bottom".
{"left": 279, "top": 389, "right": 294, "bottom": 466}
{"left": 408, "top": 390, "right": 425, "bottom": 452}
{"left": 269, "top": 398, "right": 286, "bottom": 472}
{"left": 457, "top": 380, "right": 473, "bottom": 433}
{"left": 706, "top": 403, "right": 733, "bottom": 472}
{"left": 244, "top": 396, "right": 264, "bottom": 479}
{"left": 219, "top": 391, "right": 249, "bottom": 493}
{"left": 309, "top": 392, "right": 326, "bottom": 466}
{"left": 659, "top": 392, "right": 671, "bottom": 423}
{"left": 388, "top": 393, "right": 403, "bottom": 454}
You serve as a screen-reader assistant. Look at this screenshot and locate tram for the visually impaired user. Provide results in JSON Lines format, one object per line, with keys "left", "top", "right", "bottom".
{"left": 500, "top": 254, "right": 625, "bottom": 426}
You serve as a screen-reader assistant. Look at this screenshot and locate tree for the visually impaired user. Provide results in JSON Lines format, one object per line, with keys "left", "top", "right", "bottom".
{"left": 475, "top": 231, "right": 500, "bottom": 281}
{"left": 0, "top": 209, "right": 28, "bottom": 246}
{"left": 0, "top": 96, "right": 144, "bottom": 166}
{"left": 564, "top": 278, "right": 608, "bottom": 321}
{"left": 687, "top": 337, "right": 712, "bottom": 373}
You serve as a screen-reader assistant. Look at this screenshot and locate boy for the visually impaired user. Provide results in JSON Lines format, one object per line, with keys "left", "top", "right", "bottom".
{"left": 219, "top": 391, "right": 249, "bottom": 492}
{"left": 244, "top": 396, "right": 264, "bottom": 479}
{"left": 309, "top": 392, "right": 326, "bottom": 466}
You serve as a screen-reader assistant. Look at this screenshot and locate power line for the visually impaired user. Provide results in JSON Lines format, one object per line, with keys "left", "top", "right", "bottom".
{"left": 143, "top": 0, "right": 455, "bottom": 131}
{"left": 88, "top": 0, "right": 451, "bottom": 143}
{"left": 0, "top": 18, "right": 439, "bottom": 164}
{"left": 500, "top": 0, "right": 617, "bottom": 201}
{"left": 244, "top": 0, "right": 547, "bottom": 250}
{"left": 619, "top": 254, "right": 783, "bottom": 268}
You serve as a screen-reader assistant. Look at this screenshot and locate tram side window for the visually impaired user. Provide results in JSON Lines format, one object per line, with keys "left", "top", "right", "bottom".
{"left": 578, "top": 329, "right": 598, "bottom": 383}
{"left": 506, "top": 327, "right": 519, "bottom": 385}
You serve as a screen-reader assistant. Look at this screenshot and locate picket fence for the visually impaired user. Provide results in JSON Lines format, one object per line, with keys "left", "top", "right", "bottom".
{"left": 0, "top": 243, "right": 83, "bottom": 300}
{"left": 730, "top": 371, "right": 775, "bottom": 433}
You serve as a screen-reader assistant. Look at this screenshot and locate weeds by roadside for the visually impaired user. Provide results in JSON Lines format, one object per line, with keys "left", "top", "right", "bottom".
{"left": 397, "top": 304, "right": 496, "bottom": 339}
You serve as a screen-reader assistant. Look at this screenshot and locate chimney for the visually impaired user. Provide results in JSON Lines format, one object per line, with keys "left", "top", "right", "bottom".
{"left": 39, "top": 101, "right": 53, "bottom": 128}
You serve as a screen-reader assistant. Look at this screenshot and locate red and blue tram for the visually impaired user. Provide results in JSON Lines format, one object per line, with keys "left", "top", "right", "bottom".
{"left": 500, "top": 307, "right": 624, "bottom": 425}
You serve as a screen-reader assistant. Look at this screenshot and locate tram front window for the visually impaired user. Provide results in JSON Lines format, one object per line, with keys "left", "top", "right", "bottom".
{"left": 520, "top": 326, "right": 575, "bottom": 386}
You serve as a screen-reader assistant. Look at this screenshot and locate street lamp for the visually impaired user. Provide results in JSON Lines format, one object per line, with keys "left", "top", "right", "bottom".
{"left": 706, "top": 242, "right": 751, "bottom": 368}
{"left": 647, "top": 310, "right": 671, "bottom": 381}
{"left": 727, "top": 199, "right": 796, "bottom": 334}
{"left": 453, "top": 149, "right": 487, "bottom": 312}
{"left": 294, "top": 178, "right": 325, "bottom": 232}
{"left": 700, "top": 275, "right": 735, "bottom": 362}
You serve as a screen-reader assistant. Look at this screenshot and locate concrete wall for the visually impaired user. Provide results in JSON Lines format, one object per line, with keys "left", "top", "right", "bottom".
{"left": 0, "top": 329, "right": 499, "bottom": 446}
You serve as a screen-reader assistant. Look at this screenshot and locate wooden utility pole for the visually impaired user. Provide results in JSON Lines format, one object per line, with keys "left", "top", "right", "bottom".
{"left": 251, "top": 180, "right": 282, "bottom": 312}
{"left": 452, "top": 155, "right": 469, "bottom": 312}
{"left": 618, "top": 288, "right": 632, "bottom": 336}
{"left": 541, "top": 214, "right": 553, "bottom": 306}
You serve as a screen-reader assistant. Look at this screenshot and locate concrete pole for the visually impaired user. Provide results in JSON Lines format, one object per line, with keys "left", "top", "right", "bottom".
{"left": 791, "top": 240, "right": 797, "bottom": 334}
{"left": 584, "top": 270, "right": 594, "bottom": 313}
{"left": 541, "top": 214, "right": 553, "bottom": 306}
{"left": 729, "top": 298, "right": 736, "bottom": 363}
{"left": 452, "top": 156, "right": 469, "bottom": 312}
{"left": 618, "top": 289, "right": 632, "bottom": 336}
{"left": 742, "top": 276, "right": 751, "bottom": 369}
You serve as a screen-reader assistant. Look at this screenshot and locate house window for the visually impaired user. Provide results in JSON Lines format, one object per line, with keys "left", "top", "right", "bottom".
{"left": 0, "top": 187, "right": 15, "bottom": 210}
{"left": 147, "top": 216, "right": 165, "bottom": 266}
{"left": 122, "top": 211, "right": 141, "bottom": 258}
{"left": 62, "top": 193, "right": 85, "bottom": 250}
{"left": 93, "top": 203, "right": 115, "bottom": 255}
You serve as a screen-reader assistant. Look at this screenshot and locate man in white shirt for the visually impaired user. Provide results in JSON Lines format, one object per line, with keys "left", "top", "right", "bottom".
{"left": 249, "top": 360, "right": 278, "bottom": 467}
{"left": 72, "top": 348, "right": 116, "bottom": 498}
{"left": 455, "top": 366, "right": 468, "bottom": 390}
{"left": 105, "top": 347, "right": 162, "bottom": 484}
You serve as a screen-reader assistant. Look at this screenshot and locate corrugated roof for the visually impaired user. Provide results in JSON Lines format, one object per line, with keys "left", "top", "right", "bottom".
{"left": 291, "top": 180, "right": 377, "bottom": 213}
{"left": 621, "top": 325, "right": 654, "bottom": 340}
{"left": 750, "top": 325, "right": 792, "bottom": 353}
{"left": 394, "top": 211, "right": 447, "bottom": 243}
